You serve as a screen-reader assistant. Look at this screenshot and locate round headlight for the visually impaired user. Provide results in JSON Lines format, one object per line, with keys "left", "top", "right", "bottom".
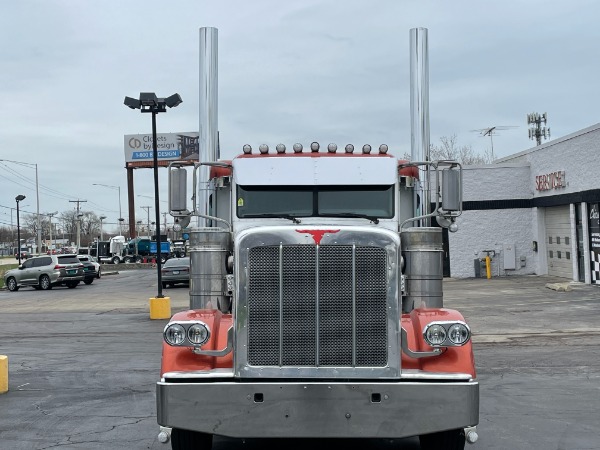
{"left": 276, "top": 143, "right": 286, "bottom": 153}
{"left": 242, "top": 144, "right": 252, "bottom": 154}
{"left": 188, "top": 323, "right": 210, "bottom": 346}
{"left": 293, "top": 143, "right": 303, "bottom": 153}
{"left": 310, "top": 141, "right": 320, "bottom": 152}
{"left": 259, "top": 144, "right": 269, "bottom": 154}
{"left": 164, "top": 324, "right": 186, "bottom": 346}
{"left": 327, "top": 143, "right": 337, "bottom": 153}
{"left": 448, "top": 323, "right": 470, "bottom": 345}
{"left": 424, "top": 324, "right": 447, "bottom": 346}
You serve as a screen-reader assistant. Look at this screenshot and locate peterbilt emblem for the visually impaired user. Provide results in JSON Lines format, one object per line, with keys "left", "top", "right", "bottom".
{"left": 296, "top": 229, "right": 340, "bottom": 245}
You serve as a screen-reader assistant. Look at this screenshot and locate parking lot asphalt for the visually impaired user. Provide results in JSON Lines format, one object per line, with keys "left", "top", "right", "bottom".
{"left": 0, "top": 270, "right": 598, "bottom": 449}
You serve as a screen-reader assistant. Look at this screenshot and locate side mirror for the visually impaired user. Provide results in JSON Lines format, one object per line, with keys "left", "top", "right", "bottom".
{"left": 169, "top": 166, "right": 188, "bottom": 213}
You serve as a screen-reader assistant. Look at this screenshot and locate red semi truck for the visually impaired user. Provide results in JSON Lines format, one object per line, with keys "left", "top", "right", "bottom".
{"left": 155, "top": 27, "right": 478, "bottom": 450}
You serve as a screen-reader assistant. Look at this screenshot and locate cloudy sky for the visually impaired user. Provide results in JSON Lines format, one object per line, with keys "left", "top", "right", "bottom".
{"left": 1, "top": 0, "right": 598, "bottom": 233}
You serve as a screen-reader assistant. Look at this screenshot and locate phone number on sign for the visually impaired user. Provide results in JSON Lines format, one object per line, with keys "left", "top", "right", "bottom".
{"left": 132, "top": 150, "right": 181, "bottom": 159}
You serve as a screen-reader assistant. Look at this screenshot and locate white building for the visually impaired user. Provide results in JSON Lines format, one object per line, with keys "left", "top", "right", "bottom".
{"left": 448, "top": 122, "right": 600, "bottom": 285}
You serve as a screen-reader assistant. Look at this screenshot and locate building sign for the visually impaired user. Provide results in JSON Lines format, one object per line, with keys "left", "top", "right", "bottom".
{"left": 124, "top": 132, "right": 199, "bottom": 163}
{"left": 590, "top": 203, "right": 600, "bottom": 285}
{"left": 535, "top": 170, "right": 566, "bottom": 191}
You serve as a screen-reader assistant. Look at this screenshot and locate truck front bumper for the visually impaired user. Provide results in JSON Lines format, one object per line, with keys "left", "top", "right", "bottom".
{"left": 157, "top": 374, "right": 479, "bottom": 439}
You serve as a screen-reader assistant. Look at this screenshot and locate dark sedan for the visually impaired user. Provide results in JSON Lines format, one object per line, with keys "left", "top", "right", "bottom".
{"left": 161, "top": 257, "right": 190, "bottom": 288}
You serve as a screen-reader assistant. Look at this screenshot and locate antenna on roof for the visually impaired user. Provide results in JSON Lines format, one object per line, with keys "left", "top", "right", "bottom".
{"left": 470, "top": 125, "right": 518, "bottom": 160}
{"left": 527, "top": 112, "right": 550, "bottom": 146}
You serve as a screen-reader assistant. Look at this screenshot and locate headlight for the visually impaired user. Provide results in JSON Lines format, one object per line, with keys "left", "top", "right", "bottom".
{"left": 424, "top": 324, "right": 447, "bottom": 346}
{"left": 423, "top": 321, "right": 471, "bottom": 347}
{"left": 448, "top": 323, "right": 470, "bottom": 345}
{"left": 164, "top": 324, "right": 186, "bottom": 346}
{"left": 188, "top": 323, "right": 210, "bottom": 346}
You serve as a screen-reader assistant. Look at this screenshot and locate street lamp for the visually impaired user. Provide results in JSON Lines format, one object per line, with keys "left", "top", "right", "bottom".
{"left": 99, "top": 216, "right": 107, "bottom": 241}
{"left": 124, "top": 92, "right": 182, "bottom": 299}
{"left": 1, "top": 159, "right": 41, "bottom": 255}
{"left": 15, "top": 195, "right": 26, "bottom": 264}
{"left": 92, "top": 183, "right": 123, "bottom": 235}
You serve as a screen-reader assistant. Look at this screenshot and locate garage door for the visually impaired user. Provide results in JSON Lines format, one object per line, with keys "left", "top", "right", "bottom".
{"left": 545, "top": 205, "right": 573, "bottom": 279}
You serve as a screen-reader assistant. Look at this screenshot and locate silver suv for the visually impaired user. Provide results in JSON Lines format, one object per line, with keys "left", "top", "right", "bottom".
{"left": 4, "top": 254, "right": 85, "bottom": 291}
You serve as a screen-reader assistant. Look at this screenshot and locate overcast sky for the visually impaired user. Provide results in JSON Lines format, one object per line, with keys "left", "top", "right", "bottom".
{"left": 1, "top": 0, "right": 598, "bottom": 233}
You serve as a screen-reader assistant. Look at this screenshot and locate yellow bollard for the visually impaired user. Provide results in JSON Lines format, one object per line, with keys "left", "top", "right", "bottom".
{"left": 0, "top": 355, "right": 8, "bottom": 394}
{"left": 149, "top": 297, "right": 171, "bottom": 320}
{"left": 485, "top": 255, "right": 492, "bottom": 279}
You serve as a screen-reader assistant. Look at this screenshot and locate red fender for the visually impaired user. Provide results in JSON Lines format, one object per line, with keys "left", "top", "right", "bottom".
{"left": 401, "top": 308, "right": 476, "bottom": 377}
{"left": 160, "top": 310, "right": 233, "bottom": 376}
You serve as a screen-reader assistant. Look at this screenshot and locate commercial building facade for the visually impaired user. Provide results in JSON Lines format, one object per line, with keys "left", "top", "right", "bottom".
{"left": 448, "top": 123, "right": 600, "bottom": 285}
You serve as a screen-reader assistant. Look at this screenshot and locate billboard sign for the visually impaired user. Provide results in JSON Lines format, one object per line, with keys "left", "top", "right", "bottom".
{"left": 124, "top": 132, "right": 199, "bottom": 163}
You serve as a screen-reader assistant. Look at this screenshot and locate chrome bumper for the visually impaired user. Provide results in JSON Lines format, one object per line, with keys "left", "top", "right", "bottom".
{"left": 157, "top": 377, "right": 479, "bottom": 438}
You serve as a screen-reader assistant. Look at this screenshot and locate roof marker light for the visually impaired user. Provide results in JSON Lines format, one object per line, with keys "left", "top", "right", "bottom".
{"left": 310, "top": 142, "right": 320, "bottom": 152}
{"left": 243, "top": 144, "right": 252, "bottom": 154}
{"left": 327, "top": 143, "right": 337, "bottom": 153}
{"left": 276, "top": 144, "right": 286, "bottom": 153}
{"left": 362, "top": 144, "right": 372, "bottom": 154}
{"left": 379, "top": 144, "right": 389, "bottom": 154}
{"left": 293, "top": 143, "right": 303, "bottom": 153}
{"left": 259, "top": 144, "right": 269, "bottom": 154}
{"left": 345, "top": 144, "right": 354, "bottom": 153}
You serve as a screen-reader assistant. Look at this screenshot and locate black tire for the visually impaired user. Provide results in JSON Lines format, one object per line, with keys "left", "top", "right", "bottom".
{"left": 97, "top": 268, "right": 102, "bottom": 279}
{"left": 84, "top": 278, "right": 94, "bottom": 285}
{"left": 66, "top": 281, "right": 80, "bottom": 289}
{"left": 6, "top": 277, "right": 19, "bottom": 292}
{"left": 419, "top": 429, "right": 465, "bottom": 450}
{"left": 162, "top": 282, "right": 168, "bottom": 289}
{"left": 123, "top": 256, "right": 133, "bottom": 264}
{"left": 171, "top": 429, "right": 212, "bottom": 450}
{"left": 40, "top": 275, "right": 52, "bottom": 290}
{"left": 135, "top": 256, "right": 143, "bottom": 263}
{"left": 112, "top": 256, "right": 120, "bottom": 264}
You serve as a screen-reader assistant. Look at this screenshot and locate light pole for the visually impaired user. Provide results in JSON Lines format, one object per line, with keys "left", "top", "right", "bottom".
{"left": 76, "top": 213, "right": 84, "bottom": 249}
{"left": 15, "top": 195, "right": 26, "bottom": 264}
{"left": 124, "top": 92, "right": 182, "bottom": 299}
{"left": 1, "top": 159, "right": 41, "bottom": 255}
{"left": 47, "top": 211, "right": 58, "bottom": 254}
{"left": 93, "top": 183, "right": 123, "bottom": 235}
{"left": 99, "top": 216, "right": 106, "bottom": 241}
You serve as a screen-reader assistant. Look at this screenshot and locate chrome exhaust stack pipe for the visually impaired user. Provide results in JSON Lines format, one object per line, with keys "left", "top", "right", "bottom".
{"left": 409, "top": 27, "right": 430, "bottom": 226}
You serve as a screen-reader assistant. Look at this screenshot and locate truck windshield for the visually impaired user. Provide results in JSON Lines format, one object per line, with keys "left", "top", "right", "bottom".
{"left": 237, "top": 185, "right": 394, "bottom": 219}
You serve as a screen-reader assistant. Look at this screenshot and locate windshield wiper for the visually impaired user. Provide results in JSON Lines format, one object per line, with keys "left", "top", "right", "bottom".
{"left": 321, "top": 213, "right": 380, "bottom": 224}
{"left": 250, "top": 213, "right": 302, "bottom": 224}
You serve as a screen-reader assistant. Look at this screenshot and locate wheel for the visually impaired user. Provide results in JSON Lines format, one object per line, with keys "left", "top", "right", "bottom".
{"left": 170, "top": 428, "right": 212, "bottom": 450}
{"left": 419, "top": 429, "right": 465, "bottom": 450}
{"left": 39, "top": 275, "right": 52, "bottom": 290}
{"left": 6, "top": 277, "right": 19, "bottom": 292}
{"left": 162, "top": 282, "right": 168, "bottom": 289}
{"left": 112, "top": 256, "right": 120, "bottom": 264}
{"left": 84, "top": 278, "right": 94, "bottom": 285}
{"left": 123, "top": 256, "right": 133, "bottom": 264}
{"left": 97, "top": 268, "right": 102, "bottom": 279}
{"left": 66, "top": 281, "right": 80, "bottom": 289}
{"left": 135, "top": 256, "right": 143, "bottom": 263}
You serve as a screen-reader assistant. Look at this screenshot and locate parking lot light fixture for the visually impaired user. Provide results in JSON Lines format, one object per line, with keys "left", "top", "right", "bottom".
{"left": 123, "top": 92, "right": 182, "bottom": 299}
{"left": 15, "top": 195, "right": 26, "bottom": 264}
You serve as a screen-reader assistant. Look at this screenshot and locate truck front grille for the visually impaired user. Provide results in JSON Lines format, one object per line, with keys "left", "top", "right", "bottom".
{"left": 247, "top": 245, "right": 388, "bottom": 367}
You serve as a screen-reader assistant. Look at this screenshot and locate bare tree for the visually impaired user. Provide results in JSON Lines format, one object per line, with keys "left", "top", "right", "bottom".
{"left": 402, "top": 135, "right": 492, "bottom": 165}
{"left": 430, "top": 135, "right": 492, "bottom": 165}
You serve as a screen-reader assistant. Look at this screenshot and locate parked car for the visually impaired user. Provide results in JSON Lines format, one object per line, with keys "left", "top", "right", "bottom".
{"left": 4, "top": 254, "right": 85, "bottom": 291}
{"left": 160, "top": 257, "right": 190, "bottom": 289}
{"left": 15, "top": 251, "right": 31, "bottom": 260}
{"left": 76, "top": 254, "right": 102, "bottom": 285}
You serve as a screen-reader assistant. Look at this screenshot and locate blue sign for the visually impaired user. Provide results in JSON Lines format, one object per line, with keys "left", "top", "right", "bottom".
{"left": 132, "top": 150, "right": 181, "bottom": 160}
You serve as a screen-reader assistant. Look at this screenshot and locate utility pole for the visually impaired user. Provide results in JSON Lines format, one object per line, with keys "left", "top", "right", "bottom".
{"left": 527, "top": 112, "right": 550, "bottom": 146}
{"left": 69, "top": 200, "right": 87, "bottom": 248}
{"left": 141, "top": 206, "right": 151, "bottom": 238}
